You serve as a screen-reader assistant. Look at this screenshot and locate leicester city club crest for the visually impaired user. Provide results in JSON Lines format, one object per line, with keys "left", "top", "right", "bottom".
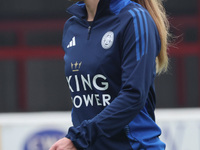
{"left": 101, "top": 31, "right": 114, "bottom": 49}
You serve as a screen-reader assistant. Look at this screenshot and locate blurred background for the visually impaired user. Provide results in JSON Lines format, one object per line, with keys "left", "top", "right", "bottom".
{"left": 0, "top": 0, "right": 199, "bottom": 150}
{"left": 0, "top": 0, "right": 199, "bottom": 112}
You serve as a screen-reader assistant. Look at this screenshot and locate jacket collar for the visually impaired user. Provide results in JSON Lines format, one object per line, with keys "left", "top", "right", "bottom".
{"left": 67, "top": 0, "right": 132, "bottom": 20}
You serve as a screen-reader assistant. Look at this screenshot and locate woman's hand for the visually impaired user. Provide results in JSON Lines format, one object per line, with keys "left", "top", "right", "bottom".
{"left": 49, "top": 137, "right": 77, "bottom": 150}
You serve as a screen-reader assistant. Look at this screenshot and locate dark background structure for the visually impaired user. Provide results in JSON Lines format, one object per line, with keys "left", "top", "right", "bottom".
{"left": 0, "top": 0, "right": 199, "bottom": 112}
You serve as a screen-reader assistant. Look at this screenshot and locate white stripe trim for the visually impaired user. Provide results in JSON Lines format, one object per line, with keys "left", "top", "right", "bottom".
{"left": 72, "top": 36, "right": 76, "bottom": 46}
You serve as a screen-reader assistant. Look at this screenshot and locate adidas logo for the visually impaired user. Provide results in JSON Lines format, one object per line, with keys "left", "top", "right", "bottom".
{"left": 67, "top": 36, "right": 76, "bottom": 48}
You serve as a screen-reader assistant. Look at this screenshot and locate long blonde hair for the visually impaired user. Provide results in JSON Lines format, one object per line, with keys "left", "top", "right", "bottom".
{"left": 132, "top": 0, "right": 169, "bottom": 74}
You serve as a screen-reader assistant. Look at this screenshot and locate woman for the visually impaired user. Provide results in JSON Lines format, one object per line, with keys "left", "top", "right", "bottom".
{"left": 50, "top": 0, "right": 169, "bottom": 149}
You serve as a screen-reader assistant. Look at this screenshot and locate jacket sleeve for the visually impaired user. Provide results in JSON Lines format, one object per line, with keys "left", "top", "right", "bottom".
{"left": 65, "top": 11, "right": 160, "bottom": 149}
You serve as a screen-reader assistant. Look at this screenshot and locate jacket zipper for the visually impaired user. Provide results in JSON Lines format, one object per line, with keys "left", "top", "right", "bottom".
{"left": 87, "top": 26, "right": 92, "bottom": 40}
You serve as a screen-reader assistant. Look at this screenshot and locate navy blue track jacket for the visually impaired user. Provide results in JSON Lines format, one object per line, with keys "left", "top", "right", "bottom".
{"left": 63, "top": 0, "right": 166, "bottom": 149}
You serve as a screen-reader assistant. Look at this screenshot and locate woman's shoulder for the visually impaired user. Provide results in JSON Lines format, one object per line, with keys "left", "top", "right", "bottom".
{"left": 64, "top": 16, "right": 77, "bottom": 25}
{"left": 117, "top": 2, "right": 156, "bottom": 33}
{"left": 62, "top": 16, "right": 78, "bottom": 35}
{"left": 118, "top": 2, "right": 151, "bottom": 22}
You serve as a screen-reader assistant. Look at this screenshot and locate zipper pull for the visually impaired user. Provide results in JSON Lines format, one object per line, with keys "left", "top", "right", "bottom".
{"left": 87, "top": 26, "right": 91, "bottom": 40}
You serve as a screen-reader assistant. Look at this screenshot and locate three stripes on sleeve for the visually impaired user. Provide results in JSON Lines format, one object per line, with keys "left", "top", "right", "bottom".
{"left": 128, "top": 8, "right": 149, "bottom": 61}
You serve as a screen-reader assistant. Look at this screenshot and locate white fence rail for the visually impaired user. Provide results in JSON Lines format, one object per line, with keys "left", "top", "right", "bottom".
{"left": 0, "top": 109, "right": 199, "bottom": 150}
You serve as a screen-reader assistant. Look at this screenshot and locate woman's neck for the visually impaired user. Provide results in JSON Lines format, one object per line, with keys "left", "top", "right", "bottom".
{"left": 84, "top": 0, "right": 100, "bottom": 21}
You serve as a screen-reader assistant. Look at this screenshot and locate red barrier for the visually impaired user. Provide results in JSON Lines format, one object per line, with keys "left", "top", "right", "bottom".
{"left": 0, "top": 47, "right": 64, "bottom": 60}
{"left": 0, "top": 17, "right": 199, "bottom": 110}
